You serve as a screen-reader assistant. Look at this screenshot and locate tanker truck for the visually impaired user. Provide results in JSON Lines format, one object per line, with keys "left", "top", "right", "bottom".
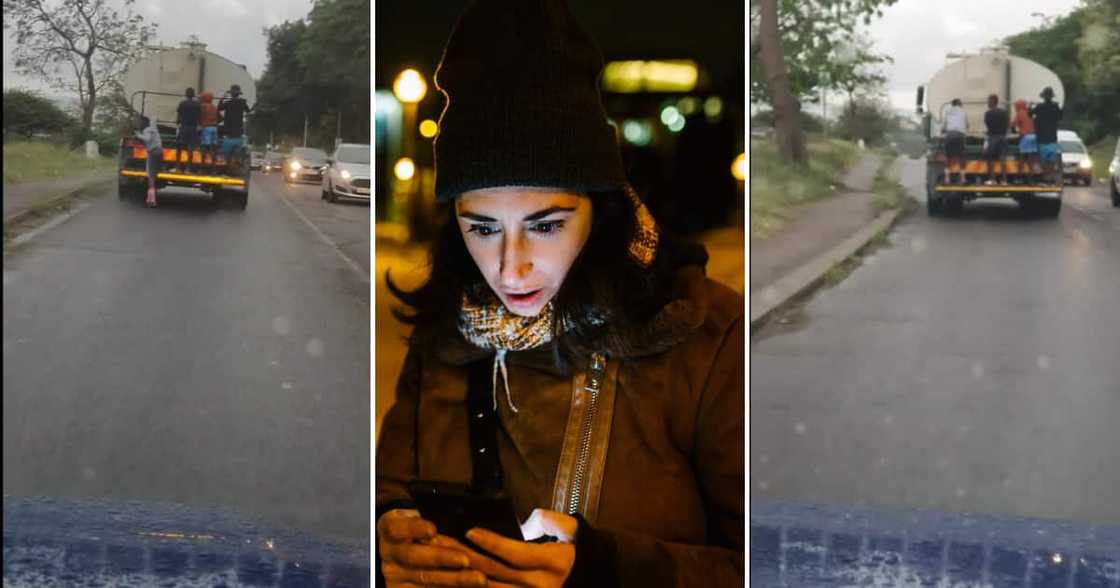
{"left": 917, "top": 49, "right": 1064, "bottom": 218}
{"left": 116, "top": 40, "right": 256, "bottom": 209}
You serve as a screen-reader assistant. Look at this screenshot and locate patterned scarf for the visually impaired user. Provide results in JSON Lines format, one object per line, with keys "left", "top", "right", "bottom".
{"left": 458, "top": 292, "right": 557, "bottom": 413}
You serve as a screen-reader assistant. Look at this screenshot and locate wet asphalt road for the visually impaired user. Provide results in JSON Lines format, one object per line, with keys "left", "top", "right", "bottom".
{"left": 3, "top": 173, "right": 370, "bottom": 543}
{"left": 752, "top": 157, "right": 1120, "bottom": 525}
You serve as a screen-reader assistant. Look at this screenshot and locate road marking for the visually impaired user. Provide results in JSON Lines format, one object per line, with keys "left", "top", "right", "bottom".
{"left": 274, "top": 190, "right": 371, "bottom": 284}
{"left": 6, "top": 202, "right": 95, "bottom": 248}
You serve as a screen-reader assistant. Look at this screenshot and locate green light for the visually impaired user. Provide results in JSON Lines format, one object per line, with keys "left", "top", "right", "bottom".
{"left": 660, "top": 105, "right": 682, "bottom": 127}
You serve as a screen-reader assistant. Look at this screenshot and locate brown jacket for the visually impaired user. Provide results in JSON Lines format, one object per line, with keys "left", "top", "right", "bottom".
{"left": 377, "top": 266, "right": 744, "bottom": 586}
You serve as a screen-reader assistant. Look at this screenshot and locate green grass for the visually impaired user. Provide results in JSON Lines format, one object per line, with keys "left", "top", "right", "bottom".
{"left": 1088, "top": 136, "right": 1116, "bottom": 181}
{"left": 749, "top": 136, "right": 861, "bottom": 239}
{"left": 2, "top": 140, "right": 115, "bottom": 184}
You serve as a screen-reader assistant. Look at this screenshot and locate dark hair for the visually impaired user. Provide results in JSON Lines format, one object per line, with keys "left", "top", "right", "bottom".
{"left": 185, "top": 87, "right": 195, "bottom": 98}
{"left": 139, "top": 116, "right": 151, "bottom": 129}
{"left": 387, "top": 190, "right": 690, "bottom": 353}
{"left": 951, "top": 98, "right": 962, "bottom": 107}
{"left": 988, "top": 94, "right": 998, "bottom": 106}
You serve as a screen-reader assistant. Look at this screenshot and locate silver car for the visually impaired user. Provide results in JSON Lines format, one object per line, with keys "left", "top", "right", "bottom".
{"left": 321, "top": 143, "right": 371, "bottom": 203}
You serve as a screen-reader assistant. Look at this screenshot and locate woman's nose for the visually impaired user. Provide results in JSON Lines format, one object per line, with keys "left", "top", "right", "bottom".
{"left": 499, "top": 234, "right": 532, "bottom": 286}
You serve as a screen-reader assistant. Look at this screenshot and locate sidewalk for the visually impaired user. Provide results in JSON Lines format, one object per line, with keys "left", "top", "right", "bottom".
{"left": 3, "top": 172, "right": 115, "bottom": 225}
{"left": 749, "top": 152, "right": 891, "bottom": 320}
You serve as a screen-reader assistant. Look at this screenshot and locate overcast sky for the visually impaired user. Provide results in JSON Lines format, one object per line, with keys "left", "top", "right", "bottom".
{"left": 864, "top": 0, "right": 1079, "bottom": 114}
{"left": 3, "top": 0, "right": 314, "bottom": 100}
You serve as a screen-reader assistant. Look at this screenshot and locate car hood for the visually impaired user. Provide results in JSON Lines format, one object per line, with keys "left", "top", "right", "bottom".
{"left": 1062, "top": 152, "right": 1088, "bottom": 163}
{"left": 335, "top": 161, "right": 371, "bottom": 177}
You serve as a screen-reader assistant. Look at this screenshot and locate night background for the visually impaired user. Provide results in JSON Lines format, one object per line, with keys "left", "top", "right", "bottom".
{"left": 374, "top": 0, "right": 746, "bottom": 236}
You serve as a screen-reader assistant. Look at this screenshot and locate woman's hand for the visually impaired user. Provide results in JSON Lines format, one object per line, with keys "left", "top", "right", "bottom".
{"left": 377, "top": 509, "right": 488, "bottom": 587}
{"left": 432, "top": 509, "right": 579, "bottom": 588}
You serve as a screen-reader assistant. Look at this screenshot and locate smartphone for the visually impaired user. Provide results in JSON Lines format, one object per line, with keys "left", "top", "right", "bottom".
{"left": 407, "top": 480, "right": 524, "bottom": 544}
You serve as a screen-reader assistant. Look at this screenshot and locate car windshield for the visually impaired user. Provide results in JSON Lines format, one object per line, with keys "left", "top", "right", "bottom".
{"left": 1059, "top": 141, "right": 1084, "bottom": 154}
{"left": 335, "top": 145, "right": 371, "bottom": 164}
{"left": 292, "top": 148, "right": 328, "bottom": 162}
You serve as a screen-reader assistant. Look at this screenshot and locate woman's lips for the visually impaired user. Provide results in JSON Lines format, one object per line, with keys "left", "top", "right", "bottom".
{"left": 503, "top": 289, "right": 544, "bottom": 308}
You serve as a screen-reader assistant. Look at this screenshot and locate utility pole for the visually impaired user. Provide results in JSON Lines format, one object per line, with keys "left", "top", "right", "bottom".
{"left": 303, "top": 113, "right": 309, "bottom": 147}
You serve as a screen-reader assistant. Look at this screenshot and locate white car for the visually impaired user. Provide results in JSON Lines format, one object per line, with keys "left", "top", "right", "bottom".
{"left": 321, "top": 143, "right": 371, "bottom": 203}
{"left": 1110, "top": 137, "right": 1119, "bottom": 207}
{"left": 1057, "top": 130, "right": 1092, "bottom": 186}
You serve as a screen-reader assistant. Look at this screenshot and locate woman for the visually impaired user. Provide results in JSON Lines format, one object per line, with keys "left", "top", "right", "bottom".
{"left": 376, "top": 1, "right": 744, "bottom": 586}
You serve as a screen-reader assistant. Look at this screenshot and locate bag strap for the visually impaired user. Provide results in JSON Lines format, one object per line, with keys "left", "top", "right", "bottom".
{"left": 466, "top": 358, "right": 504, "bottom": 494}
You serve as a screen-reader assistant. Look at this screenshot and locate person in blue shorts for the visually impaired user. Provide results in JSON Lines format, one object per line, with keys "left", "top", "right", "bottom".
{"left": 218, "top": 84, "right": 254, "bottom": 170}
{"left": 1030, "top": 87, "right": 1062, "bottom": 183}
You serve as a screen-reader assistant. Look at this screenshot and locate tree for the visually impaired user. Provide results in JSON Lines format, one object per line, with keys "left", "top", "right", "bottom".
{"left": 1004, "top": 0, "right": 1118, "bottom": 144}
{"left": 752, "top": 0, "right": 898, "bottom": 163}
{"left": 834, "top": 97, "right": 896, "bottom": 146}
{"left": 2, "top": 88, "right": 75, "bottom": 138}
{"left": 750, "top": 0, "right": 897, "bottom": 105}
{"left": 253, "top": 0, "right": 371, "bottom": 148}
{"left": 3, "top": 0, "right": 156, "bottom": 139}
{"left": 757, "top": 0, "right": 806, "bottom": 163}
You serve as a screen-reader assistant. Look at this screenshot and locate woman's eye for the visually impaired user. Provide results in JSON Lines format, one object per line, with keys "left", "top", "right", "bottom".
{"left": 467, "top": 224, "right": 499, "bottom": 236}
{"left": 531, "top": 221, "right": 564, "bottom": 234}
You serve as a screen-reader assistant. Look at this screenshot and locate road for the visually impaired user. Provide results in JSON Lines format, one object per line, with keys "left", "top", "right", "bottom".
{"left": 3, "top": 172, "right": 371, "bottom": 543}
{"left": 752, "top": 157, "right": 1120, "bottom": 525}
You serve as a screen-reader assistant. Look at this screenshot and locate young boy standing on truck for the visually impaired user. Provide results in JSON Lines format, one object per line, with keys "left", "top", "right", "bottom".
{"left": 217, "top": 84, "right": 254, "bottom": 170}
{"left": 139, "top": 116, "right": 162, "bottom": 208}
{"left": 1011, "top": 100, "right": 1038, "bottom": 183}
{"left": 1030, "top": 87, "right": 1062, "bottom": 184}
{"left": 198, "top": 92, "right": 220, "bottom": 170}
{"left": 176, "top": 87, "right": 202, "bottom": 172}
{"left": 942, "top": 98, "right": 968, "bottom": 185}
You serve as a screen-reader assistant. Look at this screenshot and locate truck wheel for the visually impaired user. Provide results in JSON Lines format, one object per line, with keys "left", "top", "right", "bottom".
{"left": 118, "top": 178, "right": 140, "bottom": 200}
{"left": 1112, "top": 182, "right": 1119, "bottom": 207}
{"left": 926, "top": 166, "right": 943, "bottom": 216}
{"left": 1044, "top": 199, "right": 1061, "bottom": 218}
{"left": 944, "top": 195, "right": 963, "bottom": 217}
{"left": 211, "top": 187, "right": 225, "bottom": 207}
{"left": 234, "top": 192, "right": 248, "bottom": 210}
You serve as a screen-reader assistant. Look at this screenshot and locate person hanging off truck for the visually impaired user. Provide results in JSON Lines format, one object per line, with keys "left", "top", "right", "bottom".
{"left": 941, "top": 98, "right": 968, "bottom": 185}
{"left": 175, "top": 87, "right": 202, "bottom": 173}
{"left": 138, "top": 115, "right": 163, "bottom": 208}
{"left": 1030, "top": 86, "right": 1062, "bottom": 184}
{"left": 217, "top": 84, "right": 254, "bottom": 170}
{"left": 199, "top": 91, "right": 220, "bottom": 170}
{"left": 1011, "top": 100, "right": 1039, "bottom": 183}
{"left": 983, "top": 94, "right": 1010, "bottom": 186}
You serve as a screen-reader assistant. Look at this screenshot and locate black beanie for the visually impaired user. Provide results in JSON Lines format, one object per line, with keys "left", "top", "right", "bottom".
{"left": 433, "top": 0, "right": 629, "bottom": 202}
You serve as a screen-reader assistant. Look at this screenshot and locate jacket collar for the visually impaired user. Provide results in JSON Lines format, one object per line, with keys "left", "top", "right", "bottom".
{"left": 428, "top": 262, "right": 710, "bottom": 376}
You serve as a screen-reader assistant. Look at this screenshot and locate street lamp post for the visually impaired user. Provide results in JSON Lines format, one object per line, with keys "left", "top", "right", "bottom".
{"left": 393, "top": 69, "right": 428, "bottom": 240}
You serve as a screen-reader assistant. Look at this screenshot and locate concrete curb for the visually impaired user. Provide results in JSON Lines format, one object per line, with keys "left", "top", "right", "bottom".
{"left": 2, "top": 177, "right": 113, "bottom": 229}
{"left": 750, "top": 208, "right": 902, "bottom": 329}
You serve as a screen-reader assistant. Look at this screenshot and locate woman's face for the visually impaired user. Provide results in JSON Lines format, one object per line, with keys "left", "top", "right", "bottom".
{"left": 456, "top": 187, "right": 593, "bottom": 317}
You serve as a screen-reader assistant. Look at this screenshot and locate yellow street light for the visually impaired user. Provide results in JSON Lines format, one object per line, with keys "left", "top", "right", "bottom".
{"left": 395, "top": 157, "right": 416, "bottom": 181}
{"left": 732, "top": 153, "right": 746, "bottom": 181}
{"left": 419, "top": 119, "right": 439, "bottom": 138}
{"left": 393, "top": 69, "right": 427, "bottom": 104}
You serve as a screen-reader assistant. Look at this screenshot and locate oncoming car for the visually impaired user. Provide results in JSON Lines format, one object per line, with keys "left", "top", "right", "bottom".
{"left": 1057, "top": 130, "right": 1092, "bottom": 186}
{"left": 321, "top": 143, "right": 371, "bottom": 203}
{"left": 284, "top": 147, "right": 329, "bottom": 184}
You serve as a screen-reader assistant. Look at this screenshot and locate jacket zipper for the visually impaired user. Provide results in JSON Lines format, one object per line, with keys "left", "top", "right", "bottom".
{"left": 567, "top": 352, "right": 606, "bottom": 516}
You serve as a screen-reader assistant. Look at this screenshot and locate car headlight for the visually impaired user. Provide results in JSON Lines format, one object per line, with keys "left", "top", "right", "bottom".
{"left": 1079, "top": 158, "right": 1092, "bottom": 169}
{"left": 341, "top": 169, "right": 352, "bottom": 180}
{"left": 291, "top": 161, "right": 302, "bottom": 171}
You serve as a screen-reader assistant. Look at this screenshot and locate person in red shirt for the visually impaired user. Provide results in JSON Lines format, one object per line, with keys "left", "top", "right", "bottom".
{"left": 1011, "top": 99, "right": 1038, "bottom": 182}
{"left": 198, "top": 92, "right": 220, "bottom": 169}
